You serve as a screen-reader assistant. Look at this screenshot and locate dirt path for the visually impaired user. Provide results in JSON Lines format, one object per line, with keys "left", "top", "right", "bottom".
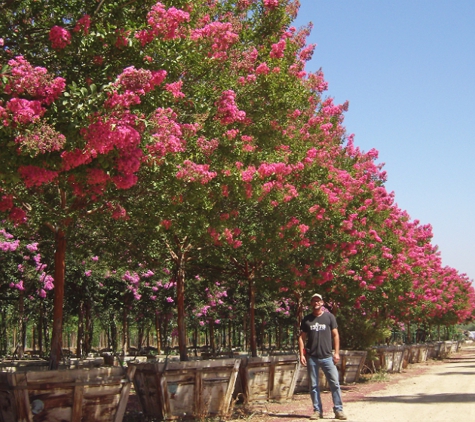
{"left": 236, "top": 344, "right": 475, "bottom": 422}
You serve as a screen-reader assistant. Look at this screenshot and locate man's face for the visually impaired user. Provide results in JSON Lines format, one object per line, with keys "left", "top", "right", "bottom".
{"left": 311, "top": 297, "right": 323, "bottom": 311}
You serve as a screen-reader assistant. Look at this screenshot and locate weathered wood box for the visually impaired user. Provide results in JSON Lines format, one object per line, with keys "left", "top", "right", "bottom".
{"left": 371, "top": 345, "right": 405, "bottom": 373}
{"left": 234, "top": 355, "right": 299, "bottom": 403}
{"left": 130, "top": 358, "right": 240, "bottom": 420}
{"left": 0, "top": 366, "right": 135, "bottom": 422}
{"left": 295, "top": 350, "right": 367, "bottom": 393}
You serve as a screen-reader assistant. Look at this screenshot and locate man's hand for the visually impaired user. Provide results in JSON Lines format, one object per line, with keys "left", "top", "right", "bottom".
{"left": 333, "top": 352, "right": 340, "bottom": 364}
{"left": 300, "top": 354, "right": 307, "bottom": 366}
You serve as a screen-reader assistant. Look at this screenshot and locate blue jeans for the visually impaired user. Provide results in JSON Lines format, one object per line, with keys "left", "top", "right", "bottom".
{"left": 307, "top": 355, "right": 343, "bottom": 413}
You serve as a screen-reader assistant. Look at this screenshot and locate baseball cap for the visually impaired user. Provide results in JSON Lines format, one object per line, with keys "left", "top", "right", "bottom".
{"left": 311, "top": 293, "right": 323, "bottom": 301}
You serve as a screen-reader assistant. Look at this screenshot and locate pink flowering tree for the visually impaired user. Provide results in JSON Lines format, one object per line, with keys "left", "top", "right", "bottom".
{"left": 0, "top": 0, "right": 253, "bottom": 366}
{"left": 1, "top": 0, "right": 319, "bottom": 363}
{"left": 2, "top": 0, "right": 474, "bottom": 364}
{"left": 0, "top": 225, "right": 54, "bottom": 356}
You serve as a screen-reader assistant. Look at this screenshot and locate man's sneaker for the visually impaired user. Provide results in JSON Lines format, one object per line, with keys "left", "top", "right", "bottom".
{"left": 334, "top": 410, "right": 348, "bottom": 420}
{"left": 309, "top": 410, "right": 323, "bottom": 420}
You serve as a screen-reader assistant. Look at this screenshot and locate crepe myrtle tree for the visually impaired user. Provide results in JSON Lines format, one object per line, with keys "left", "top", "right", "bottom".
{"left": 0, "top": 225, "right": 55, "bottom": 357}
{"left": 0, "top": 0, "right": 320, "bottom": 364}
{"left": 89, "top": 0, "right": 332, "bottom": 360}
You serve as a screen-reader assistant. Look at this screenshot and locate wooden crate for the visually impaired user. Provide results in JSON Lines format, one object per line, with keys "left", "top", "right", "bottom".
{"left": 339, "top": 350, "right": 367, "bottom": 383}
{"left": 294, "top": 350, "right": 366, "bottom": 393}
{"left": 236, "top": 355, "right": 299, "bottom": 403}
{"left": 372, "top": 346, "right": 405, "bottom": 373}
{"left": 0, "top": 366, "right": 135, "bottom": 422}
{"left": 130, "top": 358, "right": 240, "bottom": 420}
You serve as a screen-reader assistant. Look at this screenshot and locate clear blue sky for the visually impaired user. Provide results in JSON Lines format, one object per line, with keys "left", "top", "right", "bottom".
{"left": 293, "top": 0, "right": 475, "bottom": 283}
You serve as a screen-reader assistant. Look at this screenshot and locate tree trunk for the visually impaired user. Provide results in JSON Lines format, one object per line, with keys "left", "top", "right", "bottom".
{"left": 38, "top": 301, "right": 44, "bottom": 356}
{"left": 49, "top": 228, "right": 66, "bottom": 370}
{"left": 248, "top": 274, "right": 257, "bottom": 357}
{"left": 176, "top": 262, "right": 188, "bottom": 361}
{"left": 122, "top": 307, "right": 129, "bottom": 355}
{"left": 77, "top": 301, "right": 84, "bottom": 358}
{"left": 17, "top": 292, "right": 25, "bottom": 358}
{"left": 84, "top": 300, "right": 93, "bottom": 355}
{"left": 155, "top": 313, "right": 162, "bottom": 353}
{"left": 168, "top": 239, "right": 192, "bottom": 362}
{"left": 209, "top": 320, "right": 215, "bottom": 354}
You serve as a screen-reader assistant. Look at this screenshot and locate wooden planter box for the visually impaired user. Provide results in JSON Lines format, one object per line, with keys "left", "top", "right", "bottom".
{"left": 0, "top": 366, "right": 135, "bottom": 422}
{"left": 401, "top": 346, "right": 412, "bottom": 369}
{"left": 339, "top": 350, "right": 367, "bottom": 383}
{"left": 294, "top": 350, "right": 367, "bottom": 393}
{"left": 418, "top": 344, "right": 429, "bottom": 362}
{"left": 432, "top": 341, "right": 452, "bottom": 359}
{"left": 235, "top": 355, "right": 299, "bottom": 403}
{"left": 371, "top": 345, "right": 405, "bottom": 373}
{"left": 130, "top": 358, "right": 240, "bottom": 420}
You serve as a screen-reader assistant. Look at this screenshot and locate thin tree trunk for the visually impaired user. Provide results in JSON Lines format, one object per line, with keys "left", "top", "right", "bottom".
{"left": 84, "top": 301, "right": 93, "bottom": 355}
{"left": 17, "top": 292, "right": 25, "bottom": 358}
{"left": 49, "top": 228, "right": 66, "bottom": 370}
{"left": 77, "top": 301, "right": 84, "bottom": 358}
{"left": 248, "top": 272, "right": 257, "bottom": 357}
{"left": 155, "top": 313, "right": 162, "bottom": 353}
{"left": 122, "top": 308, "right": 128, "bottom": 355}
{"left": 176, "top": 262, "right": 187, "bottom": 360}
{"left": 209, "top": 320, "right": 215, "bottom": 354}
{"left": 168, "top": 238, "right": 192, "bottom": 362}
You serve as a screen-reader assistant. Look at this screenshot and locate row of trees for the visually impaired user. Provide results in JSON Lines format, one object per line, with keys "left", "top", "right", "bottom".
{"left": 1, "top": 0, "right": 474, "bottom": 367}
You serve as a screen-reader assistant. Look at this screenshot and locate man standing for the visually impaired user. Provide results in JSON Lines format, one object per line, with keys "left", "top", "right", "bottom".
{"left": 298, "top": 293, "right": 347, "bottom": 420}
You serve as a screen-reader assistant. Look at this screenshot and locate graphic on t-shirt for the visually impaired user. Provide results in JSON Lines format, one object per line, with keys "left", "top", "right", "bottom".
{"left": 310, "top": 322, "right": 327, "bottom": 332}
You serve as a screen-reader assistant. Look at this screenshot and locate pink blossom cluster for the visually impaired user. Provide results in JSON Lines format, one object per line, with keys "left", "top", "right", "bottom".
{"left": 193, "top": 281, "right": 230, "bottom": 325}
{"left": 263, "top": 0, "right": 279, "bottom": 9}
{"left": 1, "top": 230, "right": 54, "bottom": 297}
{"left": 222, "top": 227, "right": 242, "bottom": 248}
{"left": 0, "top": 228, "right": 20, "bottom": 251}
{"left": 15, "top": 124, "right": 66, "bottom": 156}
{"left": 215, "top": 90, "right": 246, "bottom": 125}
{"left": 4, "top": 56, "right": 66, "bottom": 105}
{"left": 196, "top": 136, "right": 219, "bottom": 156}
{"left": 306, "top": 70, "right": 329, "bottom": 93}
{"left": 114, "top": 67, "right": 167, "bottom": 95}
{"left": 165, "top": 80, "right": 185, "bottom": 99}
{"left": 270, "top": 39, "right": 286, "bottom": 59}
{"left": 18, "top": 165, "right": 58, "bottom": 188}
{"left": 49, "top": 26, "right": 72, "bottom": 50}
{"left": 176, "top": 160, "right": 217, "bottom": 184}
{"left": 191, "top": 22, "right": 239, "bottom": 59}
{"left": 147, "top": 108, "right": 186, "bottom": 158}
{"left": 5, "top": 98, "right": 44, "bottom": 125}
{"left": 123, "top": 270, "right": 142, "bottom": 300}
{"left": 73, "top": 15, "right": 91, "bottom": 34}
{"left": 147, "top": 2, "right": 190, "bottom": 40}
{"left": 255, "top": 62, "right": 270, "bottom": 75}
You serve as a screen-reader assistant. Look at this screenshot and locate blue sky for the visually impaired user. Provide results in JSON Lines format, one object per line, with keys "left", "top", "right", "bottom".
{"left": 293, "top": 0, "right": 475, "bottom": 283}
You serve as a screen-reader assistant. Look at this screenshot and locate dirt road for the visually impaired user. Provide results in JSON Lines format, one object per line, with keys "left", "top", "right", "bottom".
{"left": 239, "top": 344, "right": 475, "bottom": 422}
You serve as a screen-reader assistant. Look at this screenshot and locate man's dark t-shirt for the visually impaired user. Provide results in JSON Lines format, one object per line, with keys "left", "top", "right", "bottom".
{"left": 300, "top": 311, "right": 337, "bottom": 359}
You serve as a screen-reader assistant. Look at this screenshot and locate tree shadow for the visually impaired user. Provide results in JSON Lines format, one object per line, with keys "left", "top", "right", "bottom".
{"left": 361, "top": 393, "right": 475, "bottom": 404}
{"left": 267, "top": 413, "right": 312, "bottom": 419}
{"left": 437, "top": 370, "right": 475, "bottom": 375}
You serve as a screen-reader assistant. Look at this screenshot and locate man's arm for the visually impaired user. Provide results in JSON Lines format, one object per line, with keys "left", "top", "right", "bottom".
{"left": 298, "top": 331, "right": 307, "bottom": 366}
{"left": 331, "top": 328, "right": 340, "bottom": 363}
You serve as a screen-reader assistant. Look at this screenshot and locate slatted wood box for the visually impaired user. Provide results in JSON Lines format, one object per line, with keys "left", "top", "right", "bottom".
{"left": 234, "top": 355, "right": 299, "bottom": 403}
{"left": 130, "top": 358, "right": 240, "bottom": 420}
{"left": 371, "top": 345, "right": 405, "bottom": 373}
{"left": 0, "top": 366, "right": 135, "bottom": 422}
{"left": 294, "top": 350, "right": 367, "bottom": 393}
